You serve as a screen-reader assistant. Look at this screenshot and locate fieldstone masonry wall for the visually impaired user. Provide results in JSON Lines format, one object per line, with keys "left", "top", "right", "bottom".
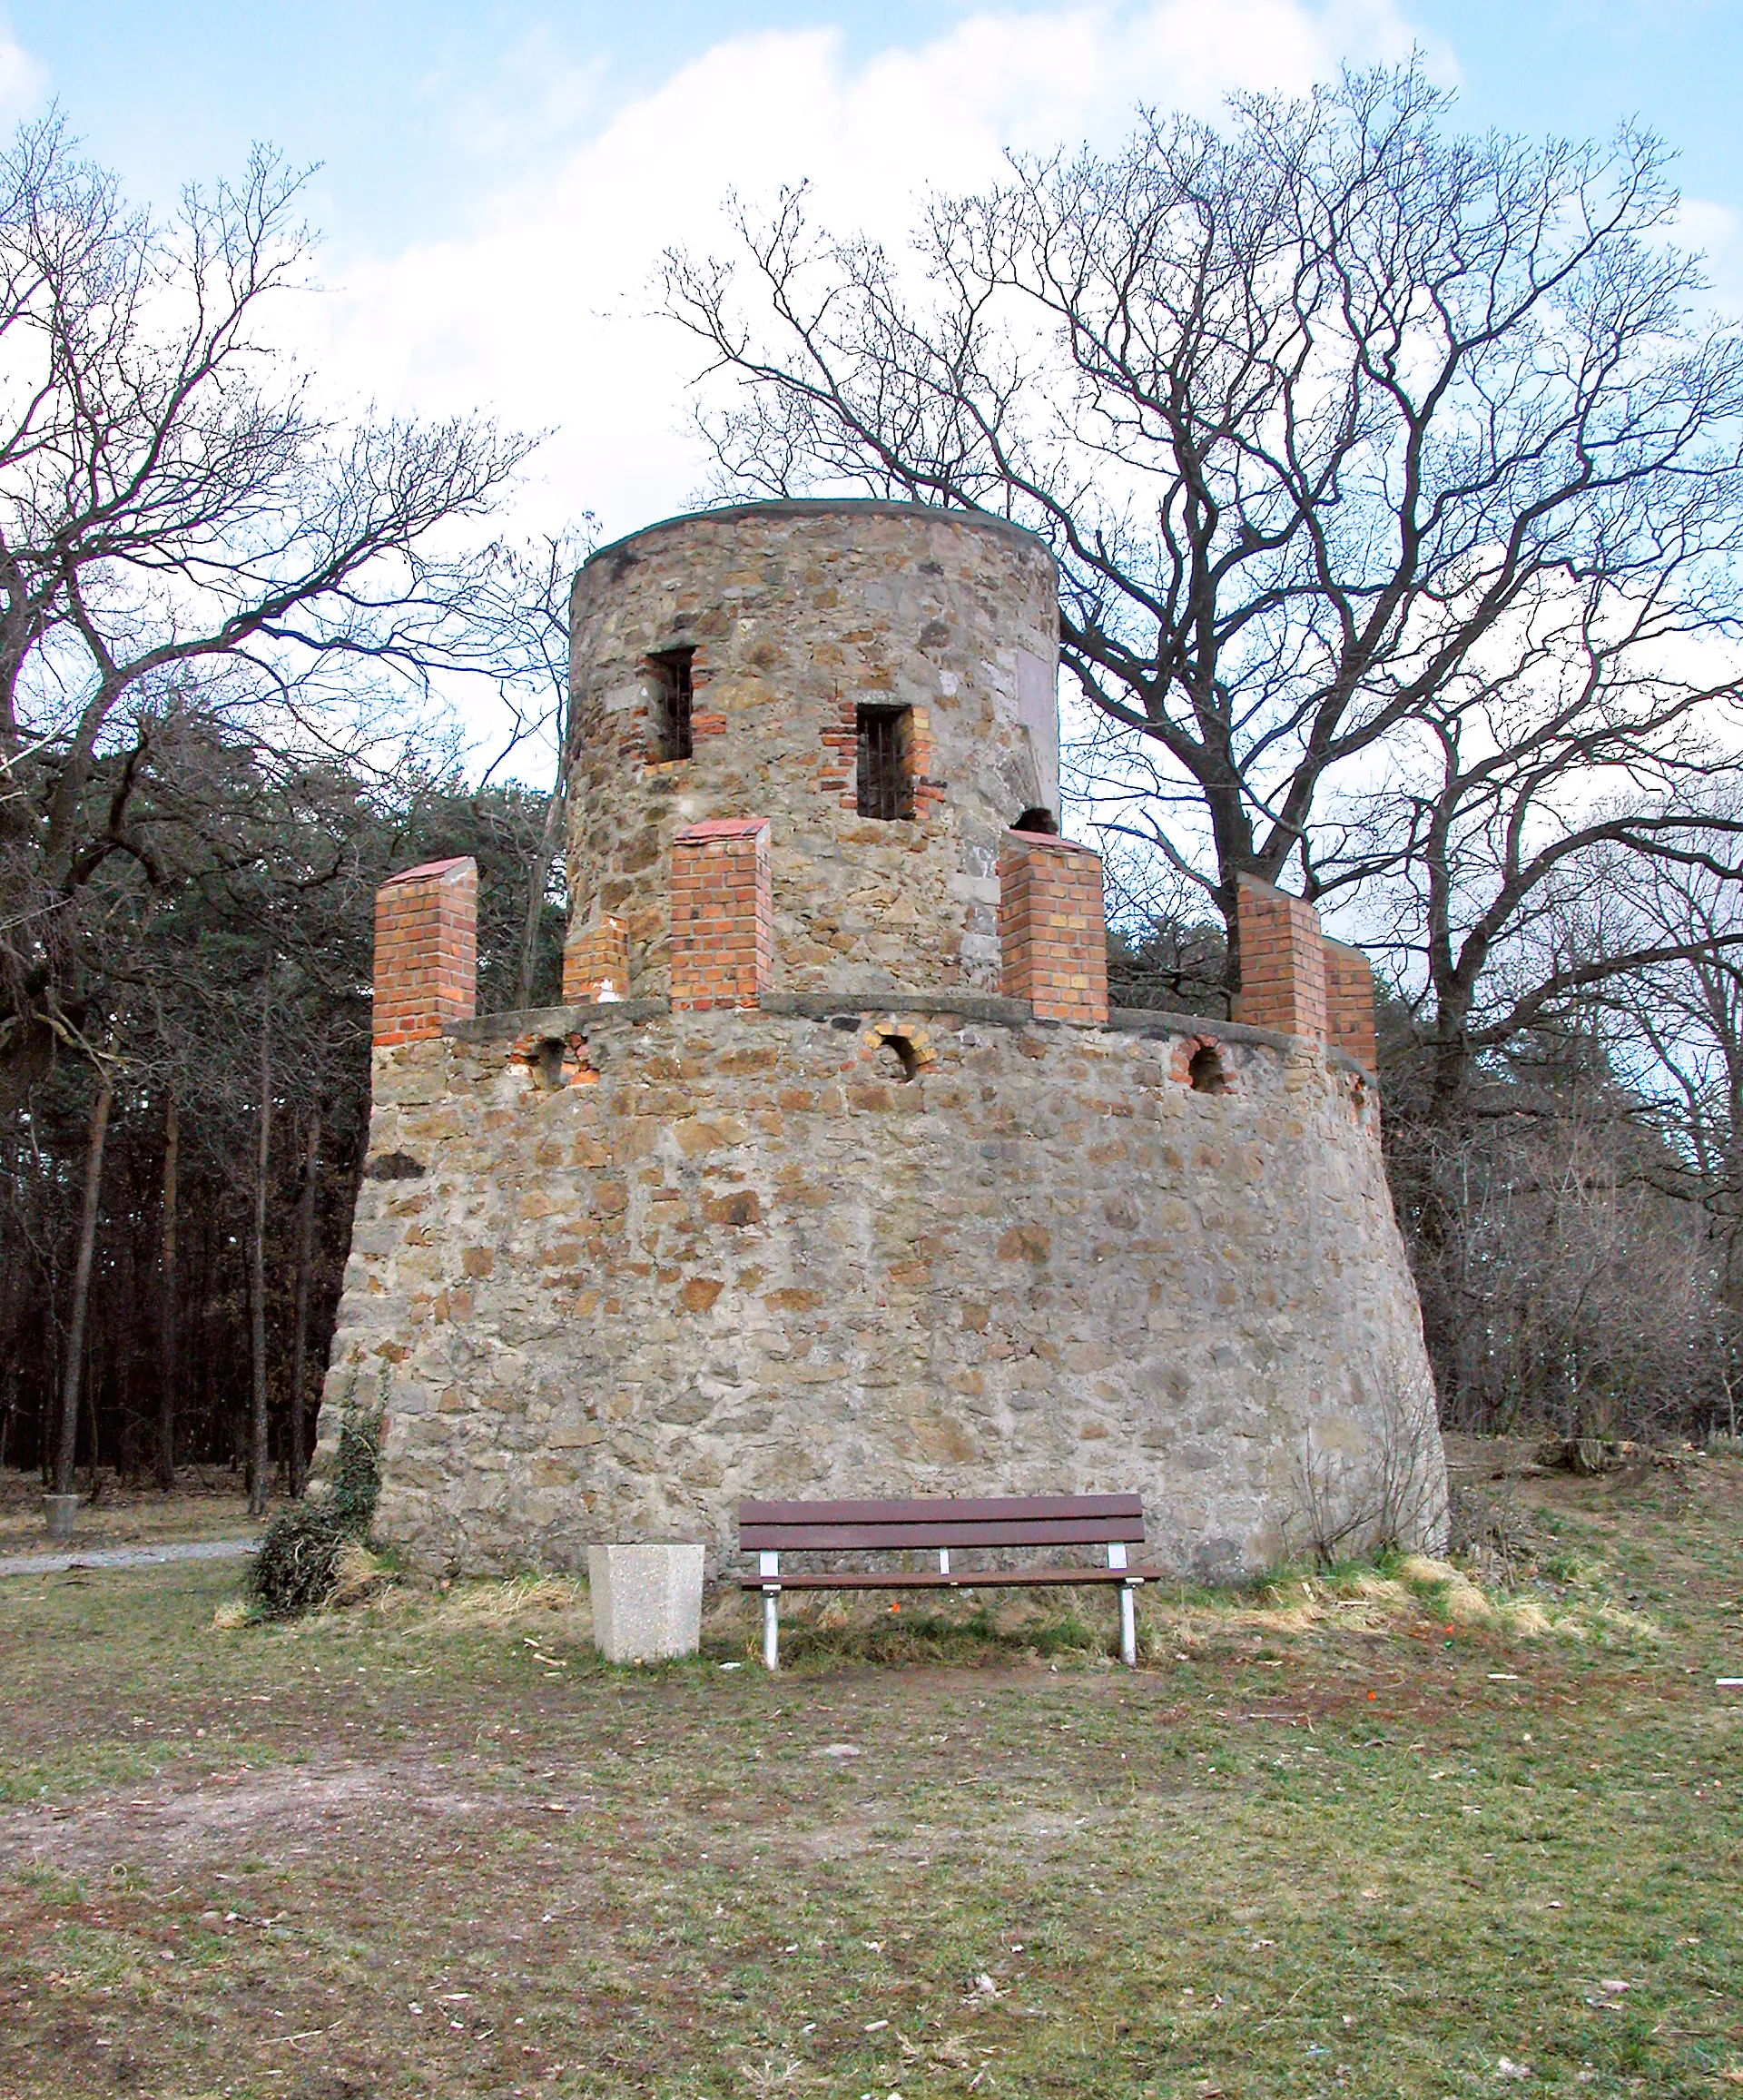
{"left": 564, "top": 501, "right": 1059, "bottom": 1001}
{"left": 317, "top": 499, "right": 1445, "bottom": 1583}
{"left": 317, "top": 1001, "right": 1444, "bottom": 1578}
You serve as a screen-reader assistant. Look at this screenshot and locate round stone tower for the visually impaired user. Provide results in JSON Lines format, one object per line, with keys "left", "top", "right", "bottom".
{"left": 319, "top": 498, "right": 1449, "bottom": 1584}
{"left": 564, "top": 500, "right": 1060, "bottom": 1000}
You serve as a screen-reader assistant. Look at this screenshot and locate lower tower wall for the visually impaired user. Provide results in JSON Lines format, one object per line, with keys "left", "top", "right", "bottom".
{"left": 314, "top": 1001, "right": 1446, "bottom": 1580}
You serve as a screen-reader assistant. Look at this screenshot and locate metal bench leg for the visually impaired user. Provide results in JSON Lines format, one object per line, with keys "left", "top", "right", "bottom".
{"left": 1119, "top": 1582, "right": 1137, "bottom": 1670}
{"left": 763, "top": 1589, "right": 779, "bottom": 1672}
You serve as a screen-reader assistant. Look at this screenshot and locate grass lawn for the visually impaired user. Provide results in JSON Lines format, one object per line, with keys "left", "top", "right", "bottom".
{"left": 0, "top": 1441, "right": 1738, "bottom": 2099}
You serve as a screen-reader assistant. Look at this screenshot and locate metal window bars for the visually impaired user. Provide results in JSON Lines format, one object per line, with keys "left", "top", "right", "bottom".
{"left": 856, "top": 704, "right": 912, "bottom": 820}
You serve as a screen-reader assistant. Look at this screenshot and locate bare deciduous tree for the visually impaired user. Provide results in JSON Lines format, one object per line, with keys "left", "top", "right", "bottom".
{"left": 53, "top": 1061, "right": 112, "bottom": 1495}
{"left": 1311, "top": 582, "right": 1743, "bottom": 1102}
{"left": 467, "top": 527, "right": 596, "bottom": 1009}
{"left": 155, "top": 1088, "right": 178, "bottom": 1490}
{"left": 665, "top": 66, "right": 1743, "bottom": 1001}
{"left": 0, "top": 113, "right": 533, "bottom": 1078}
{"left": 289, "top": 1099, "right": 320, "bottom": 1500}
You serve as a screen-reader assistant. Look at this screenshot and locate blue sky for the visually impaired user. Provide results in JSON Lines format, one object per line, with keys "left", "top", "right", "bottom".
{"left": 7, "top": 3, "right": 1738, "bottom": 530}
{"left": 5, "top": 2, "right": 1738, "bottom": 774}
{"left": 13, "top": 2, "right": 1738, "bottom": 258}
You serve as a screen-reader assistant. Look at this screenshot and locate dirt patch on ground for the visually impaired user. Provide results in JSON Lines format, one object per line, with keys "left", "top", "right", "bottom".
{"left": 0, "top": 1757, "right": 491, "bottom": 1879}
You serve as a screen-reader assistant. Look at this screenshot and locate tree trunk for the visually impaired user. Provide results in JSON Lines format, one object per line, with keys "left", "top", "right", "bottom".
{"left": 155, "top": 1092, "right": 179, "bottom": 1491}
{"left": 516, "top": 781, "right": 566, "bottom": 1009}
{"left": 249, "top": 981, "right": 271, "bottom": 1517}
{"left": 116, "top": 1215, "right": 138, "bottom": 1484}
{"left": 54, "top": 1071, "right": 113, "bottom": 1497}
{"left": 289, "top": 1102, "right": 321, "bottom": 1499}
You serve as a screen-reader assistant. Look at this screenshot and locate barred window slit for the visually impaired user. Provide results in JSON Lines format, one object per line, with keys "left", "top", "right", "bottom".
{"left": 856, "top": 704, "right": 913, "bottom": 821}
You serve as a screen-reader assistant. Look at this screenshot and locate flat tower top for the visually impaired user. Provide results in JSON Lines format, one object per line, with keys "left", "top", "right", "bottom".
{"left": 583, "top": 496, "right": 1056, "bottom": 574}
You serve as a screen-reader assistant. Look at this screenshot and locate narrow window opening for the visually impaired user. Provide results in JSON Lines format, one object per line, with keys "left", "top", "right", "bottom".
{"left": 649, "top": 647, "right": 694, "bottom": 762}
{"left": 1012, "top": 806, "right": 1058, "bottom": 834}
{"left": 856, "top": 704, "right": 913, "bottom": 821}
{"left": 1188, "top": 1044, "right": 1229, "bottom": 1095}
{"left": 876, "top": 1033, "right": 919, "bottom": 1083}
{"left": 533, "top": 1039, "right": 567, "bottom": 1090}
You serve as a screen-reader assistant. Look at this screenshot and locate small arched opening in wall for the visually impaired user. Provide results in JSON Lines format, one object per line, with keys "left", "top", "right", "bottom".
{"left": 1188, "top": 1043, "right": 1230, "bottom": 1096}
{"left": 863, "top": 1017, "right": 932, "bottom": 1084}
{"left": 877, "top": 1032, "right": 920, "bottom": 1083}
{"left": 520, "top": 1035, "right": 594, "bottom": 1090}
{"left": 1011, "top": 805, "right": 1058, "bottom": 834}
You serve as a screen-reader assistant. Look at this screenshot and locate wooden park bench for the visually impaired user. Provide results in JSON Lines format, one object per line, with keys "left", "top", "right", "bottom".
{"left": 738, "top": 1494, "right": 1149, "bottom": 1671}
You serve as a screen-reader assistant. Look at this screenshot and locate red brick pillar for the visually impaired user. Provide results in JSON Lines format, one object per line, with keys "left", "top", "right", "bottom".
{"left": 563, "top": 914, "right": 629, "bottom": 1004}
{"left": 670, "top": 819, "right": 773, "bottom": 1011}
{"left": 372, "top": 856, "right": 478, "bottom": 1047}
{"left": 1232, "top": 873, "right": 1326, "bottom": 1043}
{"left": 999, "top": 833, "right": 1109, "bottom": 1025}
{"left": 1324, "top": 937, "right": 1377, "bottom": 1070}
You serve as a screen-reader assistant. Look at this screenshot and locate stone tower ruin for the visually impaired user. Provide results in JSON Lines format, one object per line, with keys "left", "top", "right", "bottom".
{"left": 315, "top": 499, "right": 1447, "bottom": 1578}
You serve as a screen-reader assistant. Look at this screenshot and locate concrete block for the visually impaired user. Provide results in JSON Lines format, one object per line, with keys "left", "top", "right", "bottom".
{"left": 586, "top": 1543, "right": 705, "bottom": 1662}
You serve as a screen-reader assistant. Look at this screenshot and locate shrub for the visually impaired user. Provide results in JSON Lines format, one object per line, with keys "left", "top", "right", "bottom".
{"left": 247, "top": 1410, "right": 383, "bottom": 1620}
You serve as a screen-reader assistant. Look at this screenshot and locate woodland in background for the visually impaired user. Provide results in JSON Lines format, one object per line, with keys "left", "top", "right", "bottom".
{"left": 0, "top": 757, "right": 565, "bottom": 1491}
{"left": 0, "top": 116, "right": 571, "bottom": 1505}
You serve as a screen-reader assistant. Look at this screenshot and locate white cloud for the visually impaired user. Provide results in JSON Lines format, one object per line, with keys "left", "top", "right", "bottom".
{"left": 1679, "top": 198, "right": 1743, "bottom": 318}
{"left": 0, "top": 28, "right": 44, "bottom": 120}
{"left": 305, "top": 0, "right": 1450, "bottom": 546}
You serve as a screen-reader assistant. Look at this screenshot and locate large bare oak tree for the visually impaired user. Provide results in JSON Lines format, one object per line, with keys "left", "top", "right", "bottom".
{"left": 665, "top": 66, "right": 1743, "bottom": 1044}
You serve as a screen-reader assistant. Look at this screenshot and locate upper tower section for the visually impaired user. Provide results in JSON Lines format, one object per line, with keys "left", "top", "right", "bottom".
{"left": 564, "top": 499, "right": 1059, "bottom": 999}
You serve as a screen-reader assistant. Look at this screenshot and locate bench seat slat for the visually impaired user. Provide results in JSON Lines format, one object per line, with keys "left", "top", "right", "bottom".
{"left": 741, "top": 1517, "right": 1145, "bottom": 1551}
{"left": 738, "top": 1566, "right": 1147, "bottom": 1591}
{"left": 740, "top": 1494, "right": 1141, "bottom": 1526}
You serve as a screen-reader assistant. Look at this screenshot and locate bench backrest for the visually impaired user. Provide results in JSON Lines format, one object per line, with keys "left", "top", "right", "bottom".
{"left": 738, "top": 1494, "right": 1145, "bottom": 1553}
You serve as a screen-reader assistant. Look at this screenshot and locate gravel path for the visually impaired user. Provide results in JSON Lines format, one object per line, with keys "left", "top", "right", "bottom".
{"left": 0, "top": 1537, "right": 259, "bottom": 1578}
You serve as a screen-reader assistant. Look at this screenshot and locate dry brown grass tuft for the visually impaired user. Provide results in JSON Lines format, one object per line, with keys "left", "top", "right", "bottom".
{"left": 323, "top": 1540, "right": 393, "bottom": 1611}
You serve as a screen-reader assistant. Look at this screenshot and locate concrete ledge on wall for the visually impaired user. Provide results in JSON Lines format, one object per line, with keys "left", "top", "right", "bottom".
{"left": 1104, "top": 1004, "right": 1295, "bottom": 1055}
{"left": 1327, "top": 1043, "right": 1381, "bottom": 1087}
{"left": 442, "top": 999, "right": 673, "bottom": 1043}
{"left": 760, "top": 991, "right": 1034, "bottom": 1026}
{"left": 435, "top": 991, "right": 1377, "bottom": 1082}
{"left": 1104, "top": 1004, "right": 1378, "bottom": 1085}
{"left": 583, "top": 497, "right": 1050, "bottom": 569}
